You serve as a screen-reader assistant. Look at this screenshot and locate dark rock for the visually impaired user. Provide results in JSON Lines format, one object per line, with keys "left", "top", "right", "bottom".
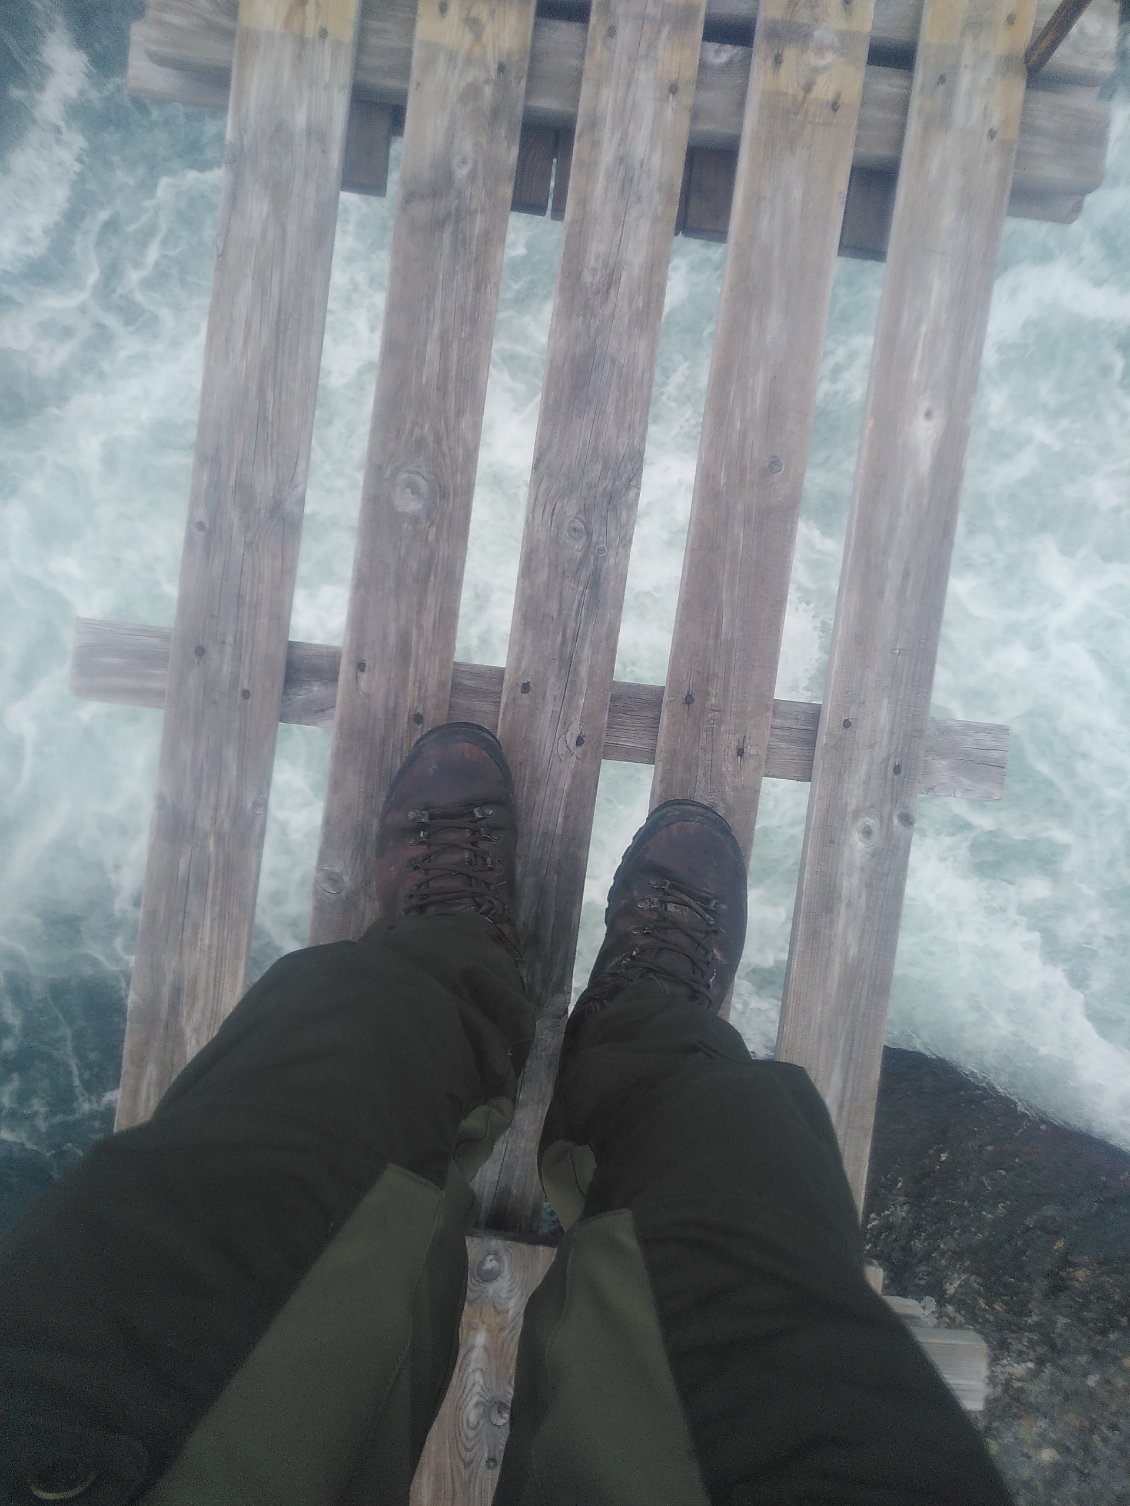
{"left": 865, "top": 1048, "right": 1130, "bottom": 1506}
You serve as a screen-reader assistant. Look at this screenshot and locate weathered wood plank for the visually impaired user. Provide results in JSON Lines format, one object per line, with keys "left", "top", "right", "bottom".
{"left": 477, "top": 0, "right": 709, "bottom": 1236}
{"left": 129, "top": 21, "right": 394, "bottom": 199}
{"left": 777, "top": 0, "right": 1038, "bottom": 1208}
{"left": 410, "top": 1234, "right": 555, "bottom": 1506}
{"left": 308, "top": 0, "right": 537, "bottom": 946}
{"left": 143, "top": 0, "right": 1119, "bottom": 90}
{"left": 114, "top": 0, "right": 362, "bottom": 1132}
{"left": 69, "top": 617, "right": 1012, "bottom": 799}
{"left": 651, "top": 0, "right": 874, "bottom": 889}
{"left": 884, "top": 1298, "right": 989, "bottom": 1411}
{"left": 141, "top": 1, "right": 1113, "bottom": 204}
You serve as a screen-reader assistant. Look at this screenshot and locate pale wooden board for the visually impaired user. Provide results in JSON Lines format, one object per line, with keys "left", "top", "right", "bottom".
{"left": 411, "top": 1235, "right": 555, "bottom": 1506}
{"left": 70, "top": 617, "right": 1011, "bottom": 800}
{"left": 651, "top": 0, "right": 874, "bottom": 887}
{"left": 776, "top": 0, "right": 1039, "bottom": 1207}
{"left": 140, "top": 1, "right": 1112, "bottom": 203}
{"left": 114, "top": 0, "right": 362, "bottom": 1131}
{"left": 565, "top": 0, "right": 1120, "bottom": 85}
{"left": 307, "top": 0, "right": 537, "bottom": 946}
{"left": 475, "top": 0, "right": 709, "bottom": 1236}
{"left": 142, "top": 0, "right": 1119, "bottom": 90}
{"left": 128, "top": 22, "right": 396, "bottom": 200}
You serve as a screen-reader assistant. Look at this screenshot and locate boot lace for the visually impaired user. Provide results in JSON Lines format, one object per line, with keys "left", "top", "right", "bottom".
{"left": 403, "top": 803, "right": 522, "bottom": 967}
{"left": 585, "top": 876, "right": 720, "bottom": 1011}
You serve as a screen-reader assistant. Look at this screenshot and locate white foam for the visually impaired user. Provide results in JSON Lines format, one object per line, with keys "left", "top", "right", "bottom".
{"left": 0, "top": 20, "right": 90, "bottom": 278}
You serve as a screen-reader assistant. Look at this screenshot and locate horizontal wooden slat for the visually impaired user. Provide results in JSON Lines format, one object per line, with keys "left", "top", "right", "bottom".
{"left": 559, "top": 0, "right": 1119, "bottom": 85}
{"left": 70, "top": 618, "right": 1009, "bottom": 799}
{"left": 139, "top": 1, "right": 1111, "bottom": 202}
{"left": 142, "top": 0, "right": 1119, "bottom": 91}
{"left": 884, "top": 1298, "right": 989, "bottom": 1411}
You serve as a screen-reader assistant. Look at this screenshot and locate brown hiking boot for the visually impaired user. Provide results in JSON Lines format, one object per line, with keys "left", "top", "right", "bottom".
{"left": 375, "top": 723, "right": 524, "bottom": 975}
{"left": 568, "top": 799, "right": 747, "bottom": 1034}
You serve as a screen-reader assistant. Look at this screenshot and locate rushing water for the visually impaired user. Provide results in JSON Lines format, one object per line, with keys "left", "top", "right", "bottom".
{"left": 2, "top": 1, "right": 1129, "bottom": 1222}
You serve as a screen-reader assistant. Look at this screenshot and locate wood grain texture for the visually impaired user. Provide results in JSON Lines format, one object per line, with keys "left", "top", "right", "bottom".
{"left": 651, "top": 0, "right": 874, "bottom": 879}
{"left": 114, "top": 0, "right": 361, "bottom": 1131}
{"left": 307, "top": 0, "right": 537, "bottom": 946}
{"left": 141, "top": 0, "right": 1113, "bottom": 204}
{"left": 410, "top": 1235, "right": 555, "bottom": 1506}
{"left": 70, "top": 617, "right": 1011, "bottom": 799}
{"left": 475, "top": 0, "right": 709, "bottom": 1235}
{"left": 776, "top": 0, "right": 1038, "bottom": 1208}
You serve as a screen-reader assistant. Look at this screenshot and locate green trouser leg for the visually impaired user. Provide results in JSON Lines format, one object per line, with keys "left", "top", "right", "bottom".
{"left": 495, "top": 984, "right": 1017, "bottom": 1506}
{"left": 0, "top": 915, "right": 532, "bottom": 1506}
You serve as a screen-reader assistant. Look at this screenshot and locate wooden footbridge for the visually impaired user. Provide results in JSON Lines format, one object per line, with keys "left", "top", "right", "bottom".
{"left": 73, "top": 0, "right": 1117, "bottom": 1498}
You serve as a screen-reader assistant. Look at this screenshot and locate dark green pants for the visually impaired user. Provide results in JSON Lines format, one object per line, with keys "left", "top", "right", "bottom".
{"left": 0, "top": 916, "right": 1013, "bottom": 1506}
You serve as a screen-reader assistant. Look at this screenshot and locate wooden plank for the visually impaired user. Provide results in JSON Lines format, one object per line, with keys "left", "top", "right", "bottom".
{"left": 129, "top": 21, "right": 394, "bottom": 201}
{"left": 128, "top": 19, "right": 229, "bottom": 107}
{"left": 115, "top": 0, "right": 362, "bottom": 1132}
{"left": 70, "top": 623, "right": 1009, "bottom": 798}
{"left": 342, "top": 98, "right": 392, "bottom": 196}
{"left": 536, "top": 0, "right": 1118, "bottom": 85}
{"left": 776, "top": 0, "right": 1038, "bottom": 1208}
{"left": 69, "top": 618, "right": 1011, "bottom": 800}
{"left": 141, "top": 3, "right": 1113, "bottom": 204}
{"left": 511, "top": 124, "right": 557, "bottom": 214}
{"left": 651, "top": 1, "right": 874, "bottom": 876}
{"left": 476, "top": 0, "right": 708, "bottom": 1236}
{"left": 308, "top": 0, "right": 537, "bottom": 946}
{"left": 410, "top": 1234, "right": 555, "bottom": 1506}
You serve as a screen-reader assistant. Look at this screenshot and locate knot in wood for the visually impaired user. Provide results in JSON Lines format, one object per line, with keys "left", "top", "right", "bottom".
{"left": 316, "top": 867, "right": 346, "bottom": 896}
{"left": 809, "top": 28, "right": 841, "bottom": 69}
{"left": 476, "top": 1252, "right": 503, "bottom": 1282}
{"left": 392, "top": 467, "right": 434, "bottom": 517}
{"left": 488, "top": 1400, "right": 511, "bottom": 1427}
{"left": 563, "top": 515, "right": 588, "bottom": 549}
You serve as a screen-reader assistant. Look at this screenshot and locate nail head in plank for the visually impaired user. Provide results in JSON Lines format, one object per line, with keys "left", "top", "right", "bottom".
{"left": 115, "top": 0, "right": 362, "bottom": 1132}
{"left": 308, "top": 0, "right": 538, "bottom": 946}
{"left": 777, "top": 0, "right": 1038, "bottom": 1209}
{"left": 479, "top": 0, "right": 709, "bottom": 1235}
{"left": 652, "top": 0, "right": 874, "bottom": 864}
